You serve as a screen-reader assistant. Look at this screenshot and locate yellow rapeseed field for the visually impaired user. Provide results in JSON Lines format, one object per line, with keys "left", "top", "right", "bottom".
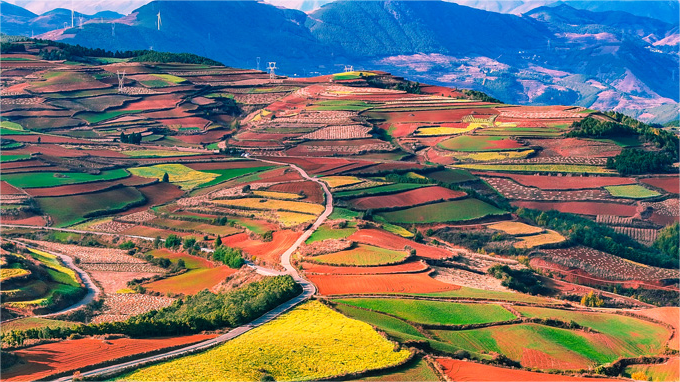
{"left": 252, "top": 190, "right": 302, "bottom": 200}
{"left": 214, "top": 198, "right": 325, "bottom": 215}
{"left": 452, "top": 149, "right": 535, "bottom": 162}
{"left": 129, "top": 164, "right": 217, "bottom": 190}
{"left": 513, "top": 230, "right": 565, "bottom": 248}
{"left": 321, "top": 176, "right": 363, "bottom": 188}
{"left": 0, "top": 268, "right": 30, "bottom": 282}
{"left": 488, "top": 221, "right": 544, "bottom": 236}
{"left": 414, "top": 126, "right": 476, "bottom": 136}
{"left": 118, "top": 301, "right": 411, "bottom": 381}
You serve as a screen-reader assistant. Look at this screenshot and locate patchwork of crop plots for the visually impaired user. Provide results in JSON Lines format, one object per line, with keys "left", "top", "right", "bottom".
{"left": 310, "top": 244, "right": 409, "bottom": 266}
{"left": 118, "top": 301, "right": 410, "bottom": 381}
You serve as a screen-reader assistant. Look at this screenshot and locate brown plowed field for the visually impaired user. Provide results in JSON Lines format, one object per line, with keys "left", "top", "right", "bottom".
{"left": 266, "top": 181, "right": 325, "bottom": 204}
{"left": 474, "top": 172, "right": 635, "bottom": 190}
{"left": 435, "top": 359, "right": 618, "bottom": 382}
{"left": 349, "top": 186, "right": 466, "bottom": 210}
{"left": 302, "top": 260, "right": 429, "bottom": 275}
{"left": 512, "top": 201, "right": 637, "bottom": 217}
{"left": 348, "top": 229, "right": 456, "bottom": 259}
{"left": 1, "top": 215, "right": 47, "bottom": 226}
{"left": 221, "top": 230, "right": 301, "bottom": 268}
{"left": 128, "top": 182, "right": 185, "bottom": 213}
{"left": 25, "top": 176, "right": 152, "bottom": 197}
{"left": 641, "top": 177, "right": 679, "bottom": 194}
{"left": 1, "top": 181, "right": 23, "bottom": 195}
{"left": 309, "top": 271, "right": 460, "bottom": 295}
{"left": 2, "top": 335, "right": 217, "bottom": 382}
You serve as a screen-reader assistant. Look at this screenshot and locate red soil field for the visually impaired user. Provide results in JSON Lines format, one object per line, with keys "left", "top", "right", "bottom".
{"left": 25, "top": 176, "right": 152, "bottom": 197}
{"left": 235, "top": 132, "right": 301, "bottom": 141}
{"left": 158, "top": 117, "right": 211, "bottom": 128}
{"left": 266, "top": 181, "right": 325, "bottom": 204}
{"left": 1, "top": 181, "right": 23, "bottom": 195}
{"left": 221, "top": 230, "right": 301, "bottom": 268}
{"left": 372, "top": 107, "right": 498, "bottom": 124}
{"left": 315, "top": 162, "right": 374, "bottom": 176}
{"left": 349, "top": 186, "right": 466, "bottom": 210}
{"left": 512, "top": 201, "right": 637, "bottom": 217}
{"left": 119, "top": 95, "right": 181, "bottom": 111}
{"left": 5, "top": 134, "right": 88, "bottom": 144}
{"left": 172, "top": 129, "right": 229, "bottom": 144}
{"left": 420, "top": 84, "right": 465, "bottom": 98}
{"left": 302, "top": 260, "right": 429, "bottom": 275}
{"left": 309, "top": 271, "right": 460, "bottom": 295}
{"left": 473, "top": 172, "right": 635, "bottom": 190}
{"left": 265, "top": 157, "right": 355, "bottom": 175}
{"left": 641, "top": 177, "right": 679, "bottom": 194}
{"left": 348, "top": 229, "right": 456, "bottom": 259}
{"left": 3, "top": 335, "right": 217, "bottom": 382}
{"left": 0, "top": 159, "right": 45, "bottom": 169}
{"left": 1, "top": 215, "right": 47, "bottom": 226}
{"left": 2, "top": 166, "right": 71, "bottom": 174}
{"left": 632, "top": 307, "right": 680, "bottom": 350}
{"left": 13, "top": 144, "right": 89, "bottom": 157}
{"left": 435, "top": 359, "right": 618, "bottom": 382}
{"left": 529, "top": 138, "right": 621, "bottom": 158}
{"left": 127, "top": 182, "right": 185, "bottom": 214}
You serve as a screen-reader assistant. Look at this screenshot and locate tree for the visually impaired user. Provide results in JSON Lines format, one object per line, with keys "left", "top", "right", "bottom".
{"left": 242, "top": 185, "right": 251, "bottom": 193}
{"left": 165, "top": 234, "right": 181, "bottom": 250}
{"left": 213, "top": 245, "right": 244, "bottom": 268}
{"left": 653, "top": 222, "right": 678, "bottom": 258}
{"left": 153, "top": 236, "right": 162, "bottom": 249}
{"left": 162, "top": 172, "right": 169, "bottom": 182}
{"left": 214, "top": 234, "right": 222, "bottom": 248}
{"left": 581, "top": 291, "right": 604, "bottom": 307}
{"left": 413, "top": 231, "right": 424, "bottom": 243}
{"left": 183, "top": 237, "right": 196, "bottom": 250}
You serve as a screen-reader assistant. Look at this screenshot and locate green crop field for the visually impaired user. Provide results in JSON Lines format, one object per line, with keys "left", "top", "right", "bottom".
{"left": 78, "top": 109, "right": 141, "bottom": 124}
{"left": 0, "top": 317, "right": 77, "bottom": 332}
{"left": 335, "top": 183, "right": 425, "bottom": 198}
{"left": 413, "top": 286, "right": 558, "bottom": 305}
{"left": 198, "top": 166, "right": 275, "bottom": 188}
{"left": 2, "top": 169, "right": 129, "bottom": 189}
{"left": 310, "top": 100, "right": 371, "bottom": 111}
{"left": 376, "top": 199, "right": 506, "bottom": 224}
{"left": 425, "top": 169, "right": 476, "bottom": 184}
{"left": 334, "top": 303, "right": 477, "bottom": 357}
{"left": 355, "top": 357, "right": 439, "bottom": 382}
{"left": 453, "top": 163, "right": 611, "bottom": 174}
{"left": 337, "top": 299, "right": 516, "bottom": 325}
{"left": 437, "top": 135, "right": 524, "bottom": 152}
{"left": 150, "top": 218, "right": 240, "bottom": 236}
{"left": 311, "top": 244, "right": 409, "bottom": 266}
{"left": 118, "top": 301, "right": 410, "bottom": 381}
{"left": 0, "top": 154, "right": 31, "bottom": 162}
{"left": 515, "top": 306, "right": 670, "bottom": 356}
{"left": 305, "top": 225, "right": 358, "bottom": 244}
{"left": 328, "top": 207, "right": 363, "bottom": 220}
{"left": 36, "top": 186, "right": 146, "bottom": 226}
{"left": 432, "top": 321, "right": 662, "bottom": 370}
{"left": 604, "top": 184, "right": 660, "bottom": 199}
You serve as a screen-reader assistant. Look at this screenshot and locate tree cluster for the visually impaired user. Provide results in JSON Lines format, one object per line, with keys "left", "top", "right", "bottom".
{"left": 213, "top": 244, "right": 245, "bottom": 269}
{"left": 120, "top": 132, "right": 143, "bottom": 144}
{"left": 487, "top": 264, "right": 548, "bottom": 295}
{"left": 1, "top": 276, "right": 300, "bottom": 346}
{"left": 606, "top": 149, "right": 674, "bottom": 175}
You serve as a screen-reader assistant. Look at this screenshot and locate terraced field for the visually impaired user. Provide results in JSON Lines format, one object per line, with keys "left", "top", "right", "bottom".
{"left": 376, "top": 199, "right": 507, "bottom": 223}
{"left": 117, "top": 301, "right": 410, "bottom": 381}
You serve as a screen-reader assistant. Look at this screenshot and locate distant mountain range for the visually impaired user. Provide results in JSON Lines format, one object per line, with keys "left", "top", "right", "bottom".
{"left": 2, "top": 0, "right": 677, "bottom": 123}
{"left": 3, "top": 0, "right": 147, "bottom": 16}
{"left": 299, "top": 0, "right": 680, "bottom": 25}
{"left": 1, "top": 1, "right": 123, "bottom": 36}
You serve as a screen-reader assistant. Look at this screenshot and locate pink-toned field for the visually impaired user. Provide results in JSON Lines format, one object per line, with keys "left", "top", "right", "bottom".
{"left": 435, "top": 359, "right": 618, "bottom": 382}
{"left": 308, "top": 271, "right": 460, "bottom": 295}
{"left": 349, "top": 186, "right": 466, "bottom": 210}
{"left": 348, "top": 229, "right": 456, "bottom": 259}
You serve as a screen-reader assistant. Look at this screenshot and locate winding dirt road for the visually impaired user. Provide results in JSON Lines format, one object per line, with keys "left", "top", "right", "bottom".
{"left": 9, "top": 158, "right": 333, "bottom": 381}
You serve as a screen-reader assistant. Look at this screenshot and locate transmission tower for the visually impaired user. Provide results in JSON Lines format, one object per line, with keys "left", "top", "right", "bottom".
{"left": 256, "top": 57, "right": 261, "bottom": 71}
{"left": 116, "top": 70, "right": 126, "bottom": 93}
{"left": 268, "top": 62, "right": 278, "bottom": 82}
{"left": 71, "top": 0, "right": 74, "bottom": 27}
{"left": 343, "top": 65, "right": 354, "bottom": 73}
{"left": 79, "top": 16, "right": 84, "bottom": 29}
{"left": 157, "top": 11, "right": 162, "bottom": 31}
{"left": 111, "top": 23, "right": 116, "bottom": 37}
